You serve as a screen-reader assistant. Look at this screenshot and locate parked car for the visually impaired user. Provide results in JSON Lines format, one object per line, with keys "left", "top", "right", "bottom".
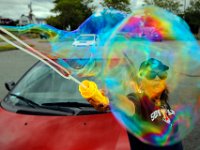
{"left": 72, "top": 34, "right": 97, "bottom": 47}
{"left": 39, "top": 33, "right": 49, "bottom": 39}
{"left": 0, "top": 59, "right": 130, "bottom": 150}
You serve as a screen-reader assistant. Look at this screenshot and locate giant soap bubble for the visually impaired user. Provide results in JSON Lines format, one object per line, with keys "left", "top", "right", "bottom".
{"left": 102, "top": 6, "right": 200, "bottom": 146}
{"left": 1, "top": 9, "right": 126, "bottom": 77}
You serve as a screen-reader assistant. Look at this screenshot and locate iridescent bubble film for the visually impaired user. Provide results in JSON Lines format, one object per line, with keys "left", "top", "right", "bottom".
{"left": 102, "top": 6, "right": 200, "bottom": 146}
{"left": 1, "top": 9, "right": 126, "bottom": 77}
{"left": 1, "top": 6, "right": 200, "bottom": 147}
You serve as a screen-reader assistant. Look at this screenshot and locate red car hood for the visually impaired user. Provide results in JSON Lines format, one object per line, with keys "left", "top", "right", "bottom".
{"left": 0, "top": 107, "right": 130, "bottom": 150}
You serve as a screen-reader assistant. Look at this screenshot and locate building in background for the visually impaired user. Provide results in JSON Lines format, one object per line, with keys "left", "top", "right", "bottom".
{"left": 35, "top": 18, "right": 46, "bottom": 24}
{"left": 19, "top": 14, "right": 32, "bottom": 26}
{"left": 18, "top": 2, "right": 45, "bottom": 26}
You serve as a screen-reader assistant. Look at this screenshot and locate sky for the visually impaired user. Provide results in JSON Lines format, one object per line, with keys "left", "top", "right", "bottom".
{"left": 0, "top": 0, "right": 145, "bottom": 20}
{"left": 0, "top": 0, "right": 55, "bottom": 20}
{"left": 0, "top": 0, "right": 191, "bottom": 20}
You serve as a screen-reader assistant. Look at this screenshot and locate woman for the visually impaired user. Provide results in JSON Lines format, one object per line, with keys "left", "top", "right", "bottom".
{"left": 125, "top": 58, "right": 183, "bottom": 150}
{"left": 79, "top": 58, "right": 183, "bottom": 150}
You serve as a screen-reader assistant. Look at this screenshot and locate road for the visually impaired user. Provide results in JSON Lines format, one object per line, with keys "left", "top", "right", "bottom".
{"left": 0, "top": 44, "right": 200, "bottom": 150}
{"left": 0, "top": 50, "right": 37, "bottom": 98}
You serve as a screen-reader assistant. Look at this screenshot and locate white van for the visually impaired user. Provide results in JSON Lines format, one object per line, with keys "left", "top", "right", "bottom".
{"left": 72, "top": 34, "right": 97, "bottom": 47}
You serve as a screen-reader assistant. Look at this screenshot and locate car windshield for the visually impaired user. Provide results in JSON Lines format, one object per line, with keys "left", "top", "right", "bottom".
{"left": 6, "top": 59, "right": 105, "bottom": 106}
{"left": 77, "top": 35, "right": 95, "bottom": 41}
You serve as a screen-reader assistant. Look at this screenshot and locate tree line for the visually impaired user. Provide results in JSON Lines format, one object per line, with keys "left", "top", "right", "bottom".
{"left": 46, "top": 0, "right": 200, "bottom": 36}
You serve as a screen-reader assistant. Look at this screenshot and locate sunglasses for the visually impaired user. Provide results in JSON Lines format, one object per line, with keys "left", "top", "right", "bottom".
{"left": 144, "top": 71, "right": 168, "bottom": 80}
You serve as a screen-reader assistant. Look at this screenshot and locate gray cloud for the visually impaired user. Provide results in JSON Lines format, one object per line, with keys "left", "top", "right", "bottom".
{"left": 84, "top": 0, "right": 144, "bottom": 13}
{"left": 0, "top": 0, "right": 189, "bottom": 20}
{"left": 0, "top": 0, "right": 55, "bottom": 20}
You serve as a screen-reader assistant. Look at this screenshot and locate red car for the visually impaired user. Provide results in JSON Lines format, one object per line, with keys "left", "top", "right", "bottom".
{"left": 0, "top": 59, "right": 130, "bottom": 150}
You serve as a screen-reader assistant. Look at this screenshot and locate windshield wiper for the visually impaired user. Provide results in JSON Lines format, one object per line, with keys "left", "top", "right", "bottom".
{"left": 9, "top": 94, "right": 74, "bottom": 114}
{"left": 42, "top": 102, "right": 93, "bottom": 107}
{"left": 41, "top": 102, "right": 107, "bottom": 115}
{"left": 10, "top": 93, "right": 40, "bottom": 108}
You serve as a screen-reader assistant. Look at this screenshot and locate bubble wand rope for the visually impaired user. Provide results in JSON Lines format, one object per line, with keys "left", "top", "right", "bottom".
{"left": 0, "top": 27, "right": 86, "bottom": 88}
{"left": 0, "top": 27, "right": 110, "bottom": 110}
{"left": 123, "top": 52, "right": 141, "bottom": 93}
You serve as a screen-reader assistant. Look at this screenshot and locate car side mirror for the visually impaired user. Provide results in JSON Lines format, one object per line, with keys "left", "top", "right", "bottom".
{"left": 5, "top": 81, "right": 15, "bottom": 91}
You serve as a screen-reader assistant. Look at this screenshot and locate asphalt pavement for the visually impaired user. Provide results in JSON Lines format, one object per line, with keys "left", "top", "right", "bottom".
{"left": 0, "top": 50, "right": 37, "bottom": 98}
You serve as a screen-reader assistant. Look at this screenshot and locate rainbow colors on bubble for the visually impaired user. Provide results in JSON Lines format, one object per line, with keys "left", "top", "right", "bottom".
{"left": 1, "top": 9, "right": 126, "bottom": 73}
{"left": 1, "top": 5, "right": 200, "bottom": 147}
{"left": 102, "top": 6, "right": 200, "bottom": 146}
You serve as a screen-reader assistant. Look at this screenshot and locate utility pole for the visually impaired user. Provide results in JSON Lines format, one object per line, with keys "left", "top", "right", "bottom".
{"left": 28, "top": 0, "right": 34, "bottom": 24}
{"left": 184, "top": 0, "right": 186, "bottom": 12}
{"left": 183, "top": 0, "right": 187, "bottom": 19}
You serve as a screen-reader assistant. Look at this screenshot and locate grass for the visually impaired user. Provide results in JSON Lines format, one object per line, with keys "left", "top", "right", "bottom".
{"left": 0, "top": 44, "right": 18, "bottom": 52}
{"left": 0, "top": 35, "right": 16, "bottom": 42}
{"left": 0, "top": 38, "right": 15, "bottom": 42}
{"left": 0, "top": 44, "right": 35, "bottom": 52}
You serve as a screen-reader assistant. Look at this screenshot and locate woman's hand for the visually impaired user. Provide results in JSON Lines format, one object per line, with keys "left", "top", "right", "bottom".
{"left": 115, "top": 95, "right": 135, "bottom": 117}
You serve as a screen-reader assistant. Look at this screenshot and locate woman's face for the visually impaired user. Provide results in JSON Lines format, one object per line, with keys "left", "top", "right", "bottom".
{"left": 140, "top": 76, "right": 167, "bottom": 99}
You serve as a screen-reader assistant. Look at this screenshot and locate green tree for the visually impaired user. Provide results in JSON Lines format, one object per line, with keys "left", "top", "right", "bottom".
{"left": 185, "top": 0, "right": 200, "bottom": 36}
{"left": 46, "top": 16, "right": 62, "bottom": 29}
{"left": 144, "top": 0, "right": 182, "bottom": 14}
{"left": 46, "top": 0, "right": 92, "bottom": 30}
{"left": 186, "top": 0, "right": 200, "bottom": 12}
{"left": 101, "top": 0, "right": 131, "bottom": 13}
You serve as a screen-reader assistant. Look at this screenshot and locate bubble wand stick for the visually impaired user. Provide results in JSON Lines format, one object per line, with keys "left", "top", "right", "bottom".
{"left": 0, "top": 27, "right": 109, "bottom": 109}
{"left": 0, "top": 26, "right": 83, "bottom": 87}
{"left": 123, "top": 52, "right": 141, "bottom": 93}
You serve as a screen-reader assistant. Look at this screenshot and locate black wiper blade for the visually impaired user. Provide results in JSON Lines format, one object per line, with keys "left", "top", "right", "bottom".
{"left": 10, "top": 93, "right": 40, "bottom": 108}
{"left": 10, "top": 94, "right": 75, "bottom": 114}
{"left": 42, "top": 102, "right": 105, "bottom": 116}
{"left": 42, "top": 102, "right": 92, "bottom": 107}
